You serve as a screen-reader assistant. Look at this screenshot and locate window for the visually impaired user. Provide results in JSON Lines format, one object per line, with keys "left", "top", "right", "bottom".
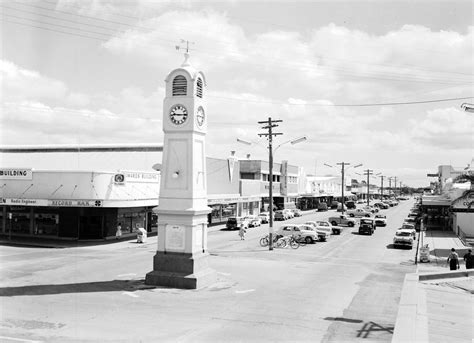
{"left": 196, "top": 77, "right": 203, "bottom": 98}
{"left": 172, "top": 75, "right": 187, "bottom": 96}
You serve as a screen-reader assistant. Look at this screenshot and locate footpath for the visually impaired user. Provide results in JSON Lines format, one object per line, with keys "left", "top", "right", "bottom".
{"left": 393, "top": 230, "right": 473, "bottom": 343}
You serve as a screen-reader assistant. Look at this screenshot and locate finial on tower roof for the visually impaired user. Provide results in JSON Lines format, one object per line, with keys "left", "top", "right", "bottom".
{"left": 175, "top": 39, "right": 194, "bottom": 67}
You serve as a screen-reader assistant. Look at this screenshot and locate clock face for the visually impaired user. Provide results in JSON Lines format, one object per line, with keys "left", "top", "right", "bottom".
{"left": 196, "top": 106, "right": 205, "bottom": 127}
{"left": 169, "top": 105, "right": 188, "bottom": 125}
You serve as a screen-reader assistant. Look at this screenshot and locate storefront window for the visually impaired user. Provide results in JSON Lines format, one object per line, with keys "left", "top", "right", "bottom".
{"left": 222, "top": 204, "right": 236, "bottom": 218}
{"left": 118, "top": 209, "right": 146, "bottom": 233}
{"left": 35, "top": 213, "right": 59, "bottom": 236}
{"left": 10, "top": 213, "right": 30, "bottom": 234}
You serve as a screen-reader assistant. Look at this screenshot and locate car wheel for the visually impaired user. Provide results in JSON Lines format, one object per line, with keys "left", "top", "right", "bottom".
{"left": 365, "top": 214, "right": 370, "bottom": 217}
{"left": 349, "top": 214, "right": 355, "bottom": 217}
{"left": 331, "top": 221, "right": 338, "bottom": 226}
{"left": 348, "top": 222, "right": 354, "bottom": 227}
{"left": 335, "top": 229, "right": 340, "bottom": 235}
{"left": 305, "top": 236, "right": 313, "bottom": 244}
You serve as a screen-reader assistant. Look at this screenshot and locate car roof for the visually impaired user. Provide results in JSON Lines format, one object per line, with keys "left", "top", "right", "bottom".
{"left": 396, "top": 229, "right": 414, "bottom": 233}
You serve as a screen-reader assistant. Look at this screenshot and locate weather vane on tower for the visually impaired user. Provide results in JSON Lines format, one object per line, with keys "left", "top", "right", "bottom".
{"left": 175, "top": 39, "right": 195, "bottom": 66}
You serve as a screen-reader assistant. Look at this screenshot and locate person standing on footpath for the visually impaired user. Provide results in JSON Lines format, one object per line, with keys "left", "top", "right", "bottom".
{"left": 116, "top": 222, "right": 122, "bottom": 240}
{"left": 447, "top": 248, "right": 460, "bottom": 270}
{"left": 239, "top": 223, "right": 246, "bottom": 240}
{"left": 463, "top": 249, "right": 474, "bottom": 269}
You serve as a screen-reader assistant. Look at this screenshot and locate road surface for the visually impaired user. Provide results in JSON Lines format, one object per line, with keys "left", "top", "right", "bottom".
{"left": 0, "top": 200, "right": 417, "bottom": 342}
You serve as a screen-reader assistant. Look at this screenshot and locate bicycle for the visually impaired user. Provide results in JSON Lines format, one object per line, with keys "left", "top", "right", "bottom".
{"left": 277, "top": 235, "right": 300, "bottom": 249}
{"left": 259, "top": 234, "right": 280, "bottom": 247}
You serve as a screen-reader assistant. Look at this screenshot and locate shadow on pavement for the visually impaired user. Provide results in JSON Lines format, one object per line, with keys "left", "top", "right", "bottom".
{"left": 0, "top": 279, "right": 158, "bottom": 297}
{"left": 356, "top": 321, "right": 394, "bottom": 338}
{"left": 324, "top": 317, "right": 363, "bottom": 324}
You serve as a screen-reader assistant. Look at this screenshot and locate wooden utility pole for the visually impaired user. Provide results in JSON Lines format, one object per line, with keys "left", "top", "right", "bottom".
{"left": 362, "top": 169, "right": 373, "bottom": 205}
{"left": 258, "top": 117, "right": 282, "bottom": 251}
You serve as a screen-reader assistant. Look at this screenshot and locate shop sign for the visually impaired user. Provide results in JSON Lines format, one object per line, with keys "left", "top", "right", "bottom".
{"left": 207, "top": 196, "right": 261, "bottom": 205}
{"left": 120, "top": 171, "right": 160, "bottom": 183}
{"left": 0, "top": 168, "right": 32, "bottom": 180}
{"left": 1, "top": 198, "right": 47, "bottom": 206}
{"left": 48, "top": 200, "right": 103, "bottom": 207}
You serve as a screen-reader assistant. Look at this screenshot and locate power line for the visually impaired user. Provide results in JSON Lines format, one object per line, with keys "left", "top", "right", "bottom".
{"left": 7, "top": 3, "right": 473, "bottom": 82}
{"left": 207, "top": 95, "right": 474, "bottom": 107}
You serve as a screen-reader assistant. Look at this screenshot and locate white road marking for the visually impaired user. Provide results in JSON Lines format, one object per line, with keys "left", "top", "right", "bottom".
{"left": 122, "top": 292, "right": 139, "bottom": 298}
{"left": 0, "top": 337, "right": 43, "bottom": 343}
{"left": 235, "top": 289, "right": 255, "bottom": 294}
{"left": 217, "top": 272, "right": 231, "bottom": 276}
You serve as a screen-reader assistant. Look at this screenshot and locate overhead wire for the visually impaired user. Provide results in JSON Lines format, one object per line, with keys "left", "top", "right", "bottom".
{"left": 1, "top": 4, "right": 473, "bottom": 108}
{"left": 6, "top": 2, "right": 473, "bottom": 83}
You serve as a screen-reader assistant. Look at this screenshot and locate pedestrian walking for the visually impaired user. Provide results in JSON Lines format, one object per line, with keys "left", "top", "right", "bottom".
{"left": 447, "top": 248, "right": 460, "bottom": 270}
{"left": 238, "top": 223, "right": 246, "bottom": 240}
{"left": 115, "top": 222, "right": 122, "bottom": 240}
{"left": 463, "top": 249, "right": 474, "bottom": 269}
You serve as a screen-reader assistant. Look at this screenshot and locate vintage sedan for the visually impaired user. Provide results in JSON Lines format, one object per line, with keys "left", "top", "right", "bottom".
{"left": 374, "top": 214, "right": 387, "bottom": 227}
{"left": 347, "top": 208, "right": 373, "bottom": 218}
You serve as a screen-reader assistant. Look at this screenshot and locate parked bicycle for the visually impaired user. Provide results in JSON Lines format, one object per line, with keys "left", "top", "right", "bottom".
{"left": 259, "top": 234, "right": 280, "bottom": 247}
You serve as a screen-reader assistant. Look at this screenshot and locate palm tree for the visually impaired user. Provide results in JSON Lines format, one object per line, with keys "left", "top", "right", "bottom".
{"left": 451, "top": 173, "right": 474, "bottom": 208}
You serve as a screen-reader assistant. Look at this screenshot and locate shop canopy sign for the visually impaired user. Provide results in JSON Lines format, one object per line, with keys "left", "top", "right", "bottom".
{"left": 120, "top": 171, "right": 160, "bottom": 183}
{"left": 1, "top": 198, "right": 47, "bottom": 206}
{"left": 0, "top": 168, "right": 32, "bottom": 180}
{"left": 48, "top": 200, "right": 103, "bottom": 207}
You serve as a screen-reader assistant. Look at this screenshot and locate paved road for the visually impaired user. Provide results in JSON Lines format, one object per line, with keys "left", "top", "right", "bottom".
{"left": 0, "top": 200, "right": 417, "bottom": 342}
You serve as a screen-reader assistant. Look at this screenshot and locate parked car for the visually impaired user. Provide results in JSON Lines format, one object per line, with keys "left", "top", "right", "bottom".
{"left": 282, "top": 209, "right": 294, "bottom": 219}
{"left": 345, "top": 201, "right": 356, "bottom": 210}
{"left": 401, "top": 223, "right": 416, "bottom": 231}
{"left": 373, "top": 202, "right": 389, "bottom": 209}
{"left": 347, "top": 208, "right": 372, "bottom": 218}
{"left": 317, "top": 220, "right": 344, "bottom": 235}
{"left": 245, "top": 215, "right": 262, "bottom": 227}
{"left": 303, "top": 221, "right": 330, "bottom": 241}
{"left": 226, "top": 217, "right": 249, "bottom": 230}
{"left": 393, "top": 229, "right": 414, "bottom": 249}
{"left": 292, "top": 209, "right": 302, "bottom": 217}
{"left": 374, "top": 214, "right": 387, "bottom": 227}
{"left": 330, "top": 201, "right": 340, "bottom": 209}
{"left": 274, "top": 210, "right": 286, "bottom": 221}
{"left": 328, "top": 215, "right": 356, "bottom": 227}
{"left": 258, "top": 212, "right": 270, "bottom": 224}
{"left": 359, "top": 218, "right": 375, "bottom": 235}
{"left": 362, "top": 205, "right": 379, "bottom": 213}
{"left": 276, "top": 224, "right": 318, "bottom": 244}
{"left": 317, "top": 203, "right": 328, "bottom": 211}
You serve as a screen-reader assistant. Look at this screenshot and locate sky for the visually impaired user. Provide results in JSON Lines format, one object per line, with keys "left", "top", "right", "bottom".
{"left": 1, "top": 0, "right": 473, "bottom": 187}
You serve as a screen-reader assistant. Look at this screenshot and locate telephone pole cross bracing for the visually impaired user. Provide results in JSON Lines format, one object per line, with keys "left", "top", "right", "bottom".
{"left": 258, "top": 117, "right": 282, "bottom": 251}
{"left": 362, "top": 169, "right": 373, "bottom": 205}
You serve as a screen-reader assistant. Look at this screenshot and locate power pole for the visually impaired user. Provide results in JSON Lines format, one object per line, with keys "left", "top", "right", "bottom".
{"left": 258, "top": 117, "right": 282, "bottom": 251}
{"left": 388, "top": 177, "right": 393, "bottom": 197}
{"left": 394, "top": 176, "right": 398, "bottom": 196}
{"left": 380, "top": 175, "right": 385, "bottom": 199}
{"left": 362, "top": 169, "right": 373, "bottom": 205}
{"left": 336, "top": 162, "right": 350, "bottom": 213}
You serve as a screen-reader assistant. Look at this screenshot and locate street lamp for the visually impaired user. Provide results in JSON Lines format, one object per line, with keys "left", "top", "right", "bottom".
{"left": 236, "top": 135, "right": 307, "bottom": 251}
{"left": 325, "top": 162, "right": 362, "bottom": 213}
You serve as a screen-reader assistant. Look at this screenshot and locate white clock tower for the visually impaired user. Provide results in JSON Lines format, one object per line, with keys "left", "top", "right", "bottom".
{"left": 145, "top": 52, "right": 216, "bottom": 289}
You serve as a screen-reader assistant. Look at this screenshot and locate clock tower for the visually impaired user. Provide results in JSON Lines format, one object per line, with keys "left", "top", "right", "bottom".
{"left": 145, "top": 52, "right": 216, "bottom": 289}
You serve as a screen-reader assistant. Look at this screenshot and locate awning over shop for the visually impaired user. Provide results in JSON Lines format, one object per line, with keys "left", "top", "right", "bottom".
{"left": 421, "top": 195, "right": 451, "bottom": 207}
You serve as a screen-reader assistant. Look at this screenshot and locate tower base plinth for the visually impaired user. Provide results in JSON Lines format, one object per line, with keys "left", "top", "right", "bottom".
{"left": 145, "top": 252, "right": 216, "bottom": 289}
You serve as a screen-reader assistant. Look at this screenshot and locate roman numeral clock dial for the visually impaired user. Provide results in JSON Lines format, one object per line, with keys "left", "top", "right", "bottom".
{"left": 169, "top": 105, "right": 188, "bottom": 125}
